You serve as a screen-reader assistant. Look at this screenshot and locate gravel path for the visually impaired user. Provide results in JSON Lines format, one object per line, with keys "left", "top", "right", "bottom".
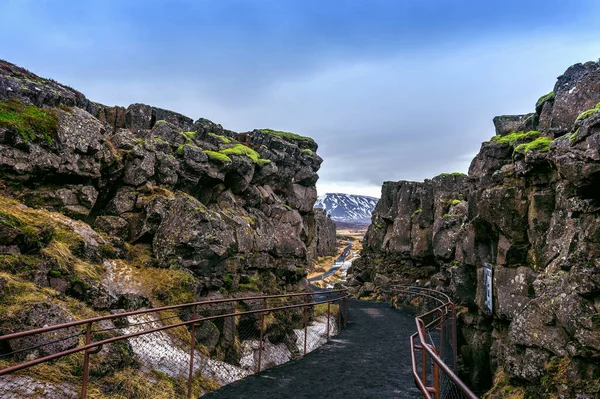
{"left": 204, "top": 299, "right": 420, "bottom": 399}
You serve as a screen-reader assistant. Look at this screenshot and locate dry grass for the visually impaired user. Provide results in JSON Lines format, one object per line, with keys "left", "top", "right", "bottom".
{"left": 313, "top": 302, "right": 339, "bottom": 317}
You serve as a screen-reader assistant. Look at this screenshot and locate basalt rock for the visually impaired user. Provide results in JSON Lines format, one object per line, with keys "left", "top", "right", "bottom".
{"left": 307, "top": 208, "right": 337, "bottom": 260}
{"left": 351, "top": 60, "right": 600, "bottom": 397}
{"left": 0, "top": 59, "right": 327, "bottom": 299}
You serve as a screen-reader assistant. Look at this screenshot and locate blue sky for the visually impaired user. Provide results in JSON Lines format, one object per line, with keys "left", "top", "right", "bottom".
{"left": 2, "top": 0, "right": 600, "bottom": 197}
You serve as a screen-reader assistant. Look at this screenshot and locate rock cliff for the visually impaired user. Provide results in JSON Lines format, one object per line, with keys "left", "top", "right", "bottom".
{"left": 0, "top": 59, "right": 332, "bottom": 394}
{"left": 0, "top": 59, "right": 325, "bottom": 296}
{"left": 349, "top": 60, "right": 600, "bottom": 398}
{"left": 308, "top": 208, "right": 337, "bottom": 260}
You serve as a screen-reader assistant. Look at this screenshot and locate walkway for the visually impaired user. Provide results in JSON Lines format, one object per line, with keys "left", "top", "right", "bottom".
{"left": 204, "top": 299, "right": 420, "bottom": 399}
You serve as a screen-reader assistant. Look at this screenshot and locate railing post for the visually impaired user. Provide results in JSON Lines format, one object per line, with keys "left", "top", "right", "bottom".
{"left": 187, "top": 305, "right": 197, "bottom": 399}
{"left": 326, "top": 292, "right": 331, "bottom": 340}
{"left": 452, "top": 302, "right": 457, "bottom": 370}
{"left": 433, "top": 361, "right": 440, "bottom": 399}
{"left": 439, "top": 309, "right": 444, "bottom": 360}
{"left": 343, "top": 290, "right": 348, "bottom": 327}
{"left": 81, "top": 322, "right": 92, "bottom": 399}
{"left": 303, "top": 294, "right": 308, "bottom": 356}
{"left": 422, "top": 345, "right": 427, "bottom": 387}
{"left": 257, "top": 298, "right": 266, "bottom": 373}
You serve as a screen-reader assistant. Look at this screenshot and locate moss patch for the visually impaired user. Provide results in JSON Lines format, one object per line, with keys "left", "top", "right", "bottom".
{"left": 491, "top": 130, "right": 540, "bottom": 146}
{"left": 260, "top": 128, "right": 315, "bottom": 146}
{"left": 514, "top": 137, "right": 552, "bottom": 154}
{"left": 208, "top": 132, "right": 232, "bottom": 144}
{"left": 203, "top": 150, "right": 232, "bottom": 164}
{"left": 535, "top": 91, "right": 555, "bottom": 111}
{"left": 0, "top": 99, "right": 58, "bottom": 145}
{"left": 436, "top": 172, "right": 466, "bottom": 178}
{"left": 575, "top": 102, "right": 600, "bottom": 122}
{"left": 219, "top": 144, "right": 271, "bottom": 166}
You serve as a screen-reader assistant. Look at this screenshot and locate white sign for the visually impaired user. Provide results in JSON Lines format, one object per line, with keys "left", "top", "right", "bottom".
{"left": 483, "top": 263, "right": 493, "bottom": 314}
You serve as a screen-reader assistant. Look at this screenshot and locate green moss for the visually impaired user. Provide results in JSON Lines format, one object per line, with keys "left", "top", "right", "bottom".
{"left": 449, "top": 199, "right": 463, "bottom": 205}
{"left": 491, "top": 130, "right": 540, "bottom": 146}
{"left": 375, "top": 223, "right": 383, "bottom": 229}
{"left": 180, "top": 131, "right": 197, "bottom": 142}
{"left": 238, "top": 277, "right": 260, "bottom": 291}
{"left": 48, "top": 269, "right": 62, "bottom": 278}
{"left": 436, "top": 172, "right": 466, "bottom": 178}
{"left": 203, "top": 150, "right": 232, "bottom": 164}
{"left": 242, "top": 215, "right": 256, "bottom": 226}
{"left": 283, "top": 204, "right": 292, "bottom": 211}
{"left": 575, "top": 102, "right": 600, "bottom": 121}
{"left": 224, "top": 273, "right": 233, "bottom": 289}
{"left": 219, "top": 144, "right": 271, "bottom": 165}
{"left": 592, "top": 314, "right": 600, "bottom": 329}
{"left": 155, "top": 119, "right": 167, "bottom": 124}
{"left": 260, "top": 128, "right": 315, "bottom": 145}
{"left": 301, "top": 148, "right": 313, "bottom": 155}
{"left": 412, "top": 209, "right": 422, "bottom": 216}
{"left": 153, "top": 136, "right": 169, "bottom": 145}
{"left": 514, "top": 137, "right": 552, "bottom": 154}
{"left": 208, "top": 132, "right": 232, "bottom": 144}
{"left": 569, "top": 129, "right": 580, "bottom": 145}
{"left": 0, "top": 99, "right": 58, "bottom": 145}
{"left": 535, "top": 91, "right": 555, "bottom": 110}
{"left": 177, "top": 145, "right": 185, "bottom": 156}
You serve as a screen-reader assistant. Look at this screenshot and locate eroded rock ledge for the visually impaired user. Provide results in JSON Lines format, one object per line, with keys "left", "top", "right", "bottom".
{"left": 349, "top": 60, "right": 600, "bottom": 397}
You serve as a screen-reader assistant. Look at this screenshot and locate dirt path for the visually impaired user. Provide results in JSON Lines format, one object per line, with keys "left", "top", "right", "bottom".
{"left": 203, "top": 299, "right": 420, "bottom": 398}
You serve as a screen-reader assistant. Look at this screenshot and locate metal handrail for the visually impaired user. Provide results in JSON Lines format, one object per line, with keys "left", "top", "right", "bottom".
{"left": 393, "top": 286, "right": 478, "bottom": 399}
{"left": 0, "top": 288, "right": 349, "bottom": 398}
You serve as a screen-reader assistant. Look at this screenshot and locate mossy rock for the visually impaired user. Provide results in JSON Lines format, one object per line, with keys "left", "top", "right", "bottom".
{"left": 0, "top": 99, "right": 58, "bottom": 145}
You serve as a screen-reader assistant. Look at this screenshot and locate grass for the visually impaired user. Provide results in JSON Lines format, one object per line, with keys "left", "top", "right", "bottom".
{"left": 260, "top": 128, "right": 315, "bottom": 145}
{"left": 575, "top": 102, "right": 600, "bottom": 122}
{"left": 203, "top": 150, "right": 232, "bottom": 164}
{"left": 313, "top": 302, "right": 339, "bottom": 317}
{"left": 219, "top": 144, "right": 271, "bottom": 166}
{"left": 491, "top": 130, "right": 540, "bottom": 146}
{"left": 0, "top": 99, "right": 58, "bottom": 145}
{"left": 514, "top": 137, "right": 552, "bottom": 154}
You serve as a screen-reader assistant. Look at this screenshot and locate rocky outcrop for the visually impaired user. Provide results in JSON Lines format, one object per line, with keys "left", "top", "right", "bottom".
{"left": 0, "top": 60, "right": 328, "bottom": 395}
{"left": 0, "top": 59, "right": 323, "bottom": 296}
{"left": 350, "top": 60, "right": 600, "bottom": 397}
{"left": 308, "top": 208, "right": 337, "bottom": 260}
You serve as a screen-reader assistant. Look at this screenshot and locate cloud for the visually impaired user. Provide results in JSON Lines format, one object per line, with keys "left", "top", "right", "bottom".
{"left": 1, "top": 0, "right": 600, "bottom": 199}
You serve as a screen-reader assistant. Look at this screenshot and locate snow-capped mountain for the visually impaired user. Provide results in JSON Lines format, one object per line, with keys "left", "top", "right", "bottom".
{"left": 314, "top": 193, "right": 379, "bottom": 224}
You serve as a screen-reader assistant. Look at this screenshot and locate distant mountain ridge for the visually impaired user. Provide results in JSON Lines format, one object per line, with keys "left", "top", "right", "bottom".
{"left": 314, "top": 193, "right": 379, "bottom": 224}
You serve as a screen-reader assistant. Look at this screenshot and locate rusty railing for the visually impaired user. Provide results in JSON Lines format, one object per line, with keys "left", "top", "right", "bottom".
{"left": 392, "top": 286, "right": 478, "bottom": 399}
{"left": 0, "top": 289, "right": 348, "bottom": 398}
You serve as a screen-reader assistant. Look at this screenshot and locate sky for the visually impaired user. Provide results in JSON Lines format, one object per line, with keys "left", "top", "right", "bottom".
{"left": 2, "top": 0, "right": 600, "bottom": 197}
